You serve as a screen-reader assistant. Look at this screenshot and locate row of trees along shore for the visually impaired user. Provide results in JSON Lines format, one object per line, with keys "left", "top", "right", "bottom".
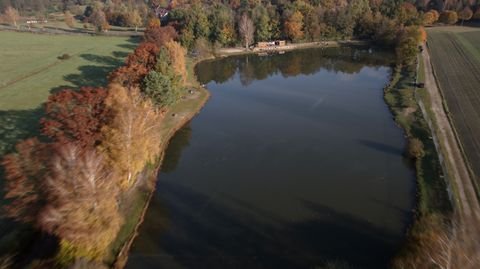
{"left": 1, "top": 18, "right": 187, "bottom": 268}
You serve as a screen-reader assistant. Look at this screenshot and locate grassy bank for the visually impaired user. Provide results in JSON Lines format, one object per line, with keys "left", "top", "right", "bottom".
{"left": 104, "top": 56, "right": 210, "bottom": 269}
{"left": 383, "top": 63, "right": 452, "bottom": 267}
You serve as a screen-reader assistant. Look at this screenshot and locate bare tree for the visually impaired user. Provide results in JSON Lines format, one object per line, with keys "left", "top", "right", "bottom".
{"left": 239, "top": 13, "right": 255, "bottom": 50}
{"left": 4, "top": 7, "right": 19, "bottom": 28}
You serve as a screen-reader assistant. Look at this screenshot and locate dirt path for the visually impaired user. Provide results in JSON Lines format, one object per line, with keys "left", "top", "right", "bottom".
{"left": 422, "top": 45, "right": 480, "bottom": 267}
{"left": 216, "top": 40, "right": 370, "bottom": 56}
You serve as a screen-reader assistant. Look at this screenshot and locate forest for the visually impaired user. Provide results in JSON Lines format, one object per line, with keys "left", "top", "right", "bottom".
{"left": 0, "top": 0, "right": 476, "bottom": 51}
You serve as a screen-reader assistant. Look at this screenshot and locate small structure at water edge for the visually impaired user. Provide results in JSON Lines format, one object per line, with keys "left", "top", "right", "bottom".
{"left": 256, "top": 40, "right": 286, "bottom": 49}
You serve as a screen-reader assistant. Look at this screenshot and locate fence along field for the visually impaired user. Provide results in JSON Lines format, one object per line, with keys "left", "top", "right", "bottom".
{"left": 427, "top": 29, "right": 480, "bottom": 193}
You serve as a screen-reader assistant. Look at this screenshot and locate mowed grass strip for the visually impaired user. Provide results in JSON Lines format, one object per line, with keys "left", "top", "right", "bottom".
{"left": 0, "top": 31, "right": 137, "bottom": 156}
{"left": 427, "top": 29, "right": 480, "bottom": 191}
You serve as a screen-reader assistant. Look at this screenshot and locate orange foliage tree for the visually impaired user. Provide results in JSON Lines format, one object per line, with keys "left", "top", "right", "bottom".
{"left": 164, "top": 40, "right": 188, "bottom": 84}
{"left": 2, "top": 138, "right": 50, "bottom": 223}
{"left": 41, "top": 87, "right": 109, "bottom": 149}
{"left": 109, "top": 42, "right": 160, "bottom": 88}
{"left": 144, "top": 25, "right": 178, "bottom": 48}
{"left": 100, "top": 84, "right": 164, "bottom": 189}
{"left": 284, "top": 11, "right": 304, "bottom": 41}
{"left": 423, "top": 10, "right": 439, "bottom": 26}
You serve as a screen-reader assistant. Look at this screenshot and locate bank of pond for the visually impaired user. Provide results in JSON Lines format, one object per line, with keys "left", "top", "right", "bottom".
{"left": 123, "top": 47, "right": 449, "bottom": 268}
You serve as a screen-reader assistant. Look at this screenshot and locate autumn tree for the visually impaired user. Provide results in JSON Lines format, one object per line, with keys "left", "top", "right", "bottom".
{"left": 109, "top": 42, "right": 160, "bottom": 88}
{"left": 396, "top": 26, "right": 422, "bottom": 64}
{"left": 2, "top": 138, "right": 49, "bottom": 223}
{"left": 100, "top": 84, "right": 164, "bottom": 189}
{"left": 407, "top": 137, "right": 425, "bottom": 159}
{"left": 396, "top": 2, "right": 419, "bottom": 26}
{"left": 164, "top": 40, "right": 187, "bottom": 84}
{"left": 423, "top": 10, "right": 440, "bottom": 26}
{"left": 41, "top": 87, "right": 109, "bottom": 149}
{"left": 144, "top": 25, "right": 178, "bottom": 47}
{"left": 419, "top": 26, "right": 427, "bottom": 43}
{"left": 239, "top": 13, "right": 255, "bottom": 49}
{"left": 458, "top": 7, "right": 473, "bottom": 25}
{"left": 284, "top": 11, "right": 304, "bottom": 41}
{"left": 439, "top": 10, "right": 458, "bottom": 25}
{"left": 89, "top": 9, "right": 109, "bottom": 32}
{"left": 147, "top": 18, "right": 161, "bottom": 28}
{"left": 3, "top": 6, "right": 19, "bottom": 27}
{"left": 64, "top": 11, "right": 75, "bottom": 28}
{"left": 127, "top": 9, "right": 143, "bottom": 32}
{"left": 39, "top": 144, "right": 122, "bottom": 259}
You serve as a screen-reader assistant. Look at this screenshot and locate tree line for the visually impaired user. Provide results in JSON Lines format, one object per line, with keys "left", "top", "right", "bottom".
{"left": 1, "top": 0, "right": 479, "bottom": 37}
{"left": 1, "top": 18, "right": 187, "bottom": 268}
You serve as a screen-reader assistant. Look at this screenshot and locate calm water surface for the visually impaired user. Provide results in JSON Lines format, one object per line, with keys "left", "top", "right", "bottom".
{"left": 126, "top": 48, "right": 415, "bottom": 269}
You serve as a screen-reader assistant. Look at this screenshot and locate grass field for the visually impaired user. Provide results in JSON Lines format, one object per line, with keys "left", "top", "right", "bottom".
{"left": 0, "top": 31, "right": 137, "bottom": 258}
{"left": 0, "top": 31, "right": 138, "bottom": 156}
{"left": 427, "top": 26, "right": 480, "bottom": 193}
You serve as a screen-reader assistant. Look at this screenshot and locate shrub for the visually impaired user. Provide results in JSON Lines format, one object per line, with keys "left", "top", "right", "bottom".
{"left": 408, "top": 138, "right": 425, "bottom": 159}
{"left": 58, "top": 53, "right": 71, "bottom": 60}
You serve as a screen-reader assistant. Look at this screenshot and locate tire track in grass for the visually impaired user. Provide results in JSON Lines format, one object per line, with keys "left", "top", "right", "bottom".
{"left": 425, "top": 31, "right": 480, "bottom": 267}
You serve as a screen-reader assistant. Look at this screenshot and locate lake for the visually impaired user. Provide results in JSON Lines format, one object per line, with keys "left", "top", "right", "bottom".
{"left": 126, "top": 47, "right": 415, "bottom": 269}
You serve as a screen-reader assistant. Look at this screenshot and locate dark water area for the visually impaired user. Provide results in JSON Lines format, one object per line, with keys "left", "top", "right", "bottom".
{"left": 126, "top": 47, "right": 416, "bottom": 269}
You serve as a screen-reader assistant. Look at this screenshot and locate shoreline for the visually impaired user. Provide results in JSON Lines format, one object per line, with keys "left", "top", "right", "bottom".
{"left": 110, "top": 85, "right": 210, "bottom": 269}
{"left": 108, "top": 43, "right": 448, "bottom": 269}
{"left": 215, "top": 40, "right": 370, "bottom": 57}
{"left": 384, "top": 61, "right": 453, "bottom": 267}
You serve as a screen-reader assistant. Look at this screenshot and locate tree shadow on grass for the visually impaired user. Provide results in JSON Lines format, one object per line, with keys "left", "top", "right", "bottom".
{"left": 128, "top": 181, "right": 401, "bottom": 269}
{"left": 113, "top": 51, "right": 130, "bottom": 59}
{"left": 49, "top": 46, "right": 135, "bottom": 94}
{"left": 64, "top": 65, "right": 113, "bottom": 87}
{"left": 117, "top": 36, "right": 141, "bottom": 51}
{"left": 79, "top": 54, "right": 125, "bottom": 67}
{"left": 0, "top": 107, "right": 44, "bottom": 158}
{"left": 0, "top": 107, "right": 50, "bottom": 260}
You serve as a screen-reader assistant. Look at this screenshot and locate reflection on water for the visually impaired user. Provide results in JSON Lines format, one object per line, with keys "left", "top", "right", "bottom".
{"left": 126, "top": 47, "right": 415, "bottom": 269}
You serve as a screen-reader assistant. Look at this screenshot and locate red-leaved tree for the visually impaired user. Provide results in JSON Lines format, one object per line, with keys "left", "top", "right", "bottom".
{"left": 2, "top": 138, "right": 49, "bottom": 223}
{"left": 109, "top": 42, "right": 160, "bottom": 88}
{"left": 144, "top": 25, "right": 178, "bottom": 48}
{"left": 40, "top": 87, "right": 109, "bottom": 149}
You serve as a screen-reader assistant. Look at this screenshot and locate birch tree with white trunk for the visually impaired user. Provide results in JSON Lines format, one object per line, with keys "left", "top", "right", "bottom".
{"left": 239, "top": 13, "right": 255, "bottom": 50}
